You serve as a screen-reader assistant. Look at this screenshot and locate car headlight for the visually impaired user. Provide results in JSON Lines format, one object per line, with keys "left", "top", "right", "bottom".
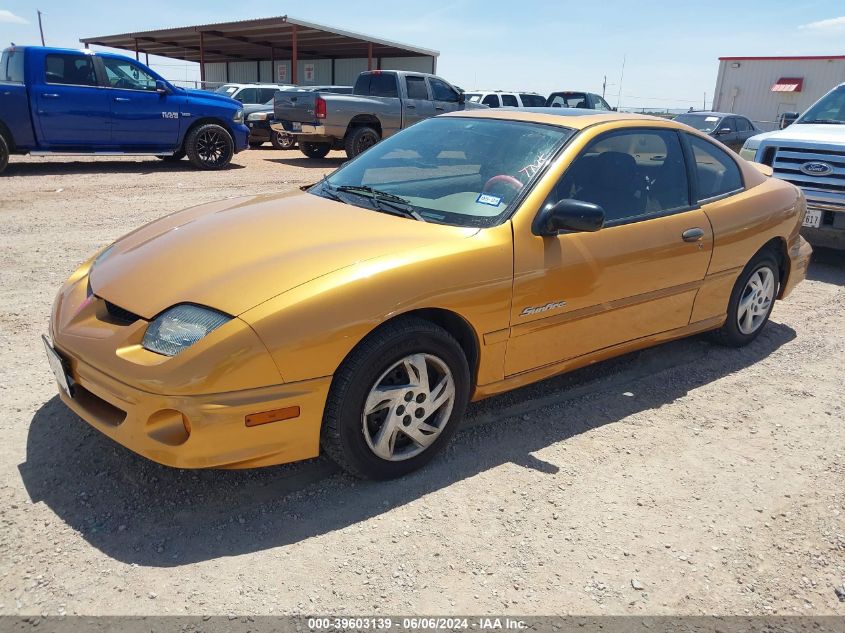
{"left": 739, "top": 138, "right": 761, "bottom": 161}
{"left": 247, "top": 112, "right": 269, "bottom": 121}
{"left": 233, "top": 109, "right": 244, "bottom": 124}
{"left": 143, "top": 304, "right": 231, "bottom": 357}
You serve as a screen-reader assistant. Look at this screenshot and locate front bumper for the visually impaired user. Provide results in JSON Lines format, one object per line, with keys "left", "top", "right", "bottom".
{"left": 802, "top": 190, "right": 845, "bottom": 250}
{"left": 231, "top": 123, "right": 250, "bottom": 153}
{"left": 51, "top": 348, "right": 330, "bottom": 469}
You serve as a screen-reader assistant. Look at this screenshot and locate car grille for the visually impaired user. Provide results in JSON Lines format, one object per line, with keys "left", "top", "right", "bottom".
{"left": 104, "top": 300, "right": 141, "bottom": 325}
{"left": 771, "top": 146, "right": 845, "bottom": 194}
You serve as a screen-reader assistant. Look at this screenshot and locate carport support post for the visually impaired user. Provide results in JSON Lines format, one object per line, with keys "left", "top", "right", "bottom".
{"left": 134, "top": 38, "right": 139, "bottom": 61}
{"left": 291, "top": 24, "right": 298, "bottom": 84}
{"left": 367, "top": 42, "right": 373, "bottom": 71}
{"left": 199, "top": 31, "right": 206, "bottom": 84}
{"left": 270, "top": 46, "right": 275, "bottom": 82}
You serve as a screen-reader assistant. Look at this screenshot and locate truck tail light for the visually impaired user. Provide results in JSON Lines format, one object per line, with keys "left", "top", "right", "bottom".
{"left": 315, "top": 96, "right": 327, "bottom": 120}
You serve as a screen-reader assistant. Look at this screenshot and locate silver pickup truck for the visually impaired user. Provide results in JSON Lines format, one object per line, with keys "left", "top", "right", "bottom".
{"left": 740, "top": 82, "right": 845, "bottom": 250}
{"left": 271, "top": 70, "right": 486, "bottom": 159}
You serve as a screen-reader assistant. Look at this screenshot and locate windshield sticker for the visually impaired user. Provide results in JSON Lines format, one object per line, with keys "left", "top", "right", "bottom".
{"left": 518, "top": 153, "right": 549, "bottom": 179}
{"left": 705, "top": 116, "right": 719, "bottom": 122}
{"left": 476, "top": 193, "right": 503, "bottom": 207}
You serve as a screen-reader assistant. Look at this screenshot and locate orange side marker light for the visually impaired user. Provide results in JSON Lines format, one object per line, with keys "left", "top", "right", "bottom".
{"left": 245, "top": 406, "right": 300, "bottom": 427}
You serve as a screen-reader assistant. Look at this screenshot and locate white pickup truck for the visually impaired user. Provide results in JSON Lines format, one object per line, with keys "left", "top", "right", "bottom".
{"left": 740, "top": 83, "right": 845, "bottom": 250}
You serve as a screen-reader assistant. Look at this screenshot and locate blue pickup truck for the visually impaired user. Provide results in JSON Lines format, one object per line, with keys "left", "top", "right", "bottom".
{"left": 0, "top": 46, "right": 250, "bottom": 173}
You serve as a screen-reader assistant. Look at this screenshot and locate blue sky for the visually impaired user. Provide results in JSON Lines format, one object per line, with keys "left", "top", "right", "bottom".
{"left": 1, "top": 1, "right": 843, "bottom": 109}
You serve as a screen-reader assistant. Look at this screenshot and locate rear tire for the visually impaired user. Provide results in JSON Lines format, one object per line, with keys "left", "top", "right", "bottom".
{"left": 344, "top": 126, "right": 380, "bottom": 159}
{"left": 185, "top": 123, "right": 234, "bottom": 170}
{"left": 709, "top": 250, "right": 780, "bottom": 347}
{"left": 300, "top": 142, "right": 331, "bottom": 159}
{"left": 271, "top": 131, "right": 296, "bottom": 150}
{"left": 321, "top": 317, "right": 470, "bottom": 479}
{"left": 0, "top": 134, "right": 9, "bottom": 174}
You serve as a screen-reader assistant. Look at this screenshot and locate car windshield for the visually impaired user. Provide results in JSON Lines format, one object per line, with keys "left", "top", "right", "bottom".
{"left": 464, "top": 93, "right": 482, "bottom": 102}
{"left": 798, "top": 86, "right": 845, "bottom": 124}
{"left": 214, "top": 84, "right": 238, "bottom": 95}
{"left": 311, "top": 117, "right": 575, "bottom": 228}
{"left": 675, "top": 114, "right": 722, "bottom": 133}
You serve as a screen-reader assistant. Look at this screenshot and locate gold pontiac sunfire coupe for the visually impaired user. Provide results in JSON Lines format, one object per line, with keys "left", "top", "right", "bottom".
{"left": 45, "top": 109, "right": 812, "bottom": 479}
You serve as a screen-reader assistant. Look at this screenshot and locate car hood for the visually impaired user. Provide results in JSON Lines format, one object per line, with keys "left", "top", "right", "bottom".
{"left": 180, "top": 87, "right": 240, "bottom": 107}
{"left": 752, "top": 124, "right": 845, "bottom": 146}
{"left": 89, "top": 191, "right": 477, "bottom": 319}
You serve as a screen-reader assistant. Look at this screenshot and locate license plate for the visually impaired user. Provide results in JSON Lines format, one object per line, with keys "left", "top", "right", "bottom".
{"left": 291, "top": 122, "right": 302, "bottom": 132}
{"left": 42, "top": 335, "right": 72, "bottom": 397}
{"left": 802, "top": 209, "right": 822, "bottom": 228}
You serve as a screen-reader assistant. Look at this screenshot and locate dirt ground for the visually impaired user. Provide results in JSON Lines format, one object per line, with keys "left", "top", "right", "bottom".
{"left": 0, "top": 148, "right": 843, "bottom": 617}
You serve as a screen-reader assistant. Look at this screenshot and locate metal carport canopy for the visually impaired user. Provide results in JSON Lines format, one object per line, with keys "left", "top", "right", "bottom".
{"left": 80, "top": 15, "right": 439, "bottom": 83}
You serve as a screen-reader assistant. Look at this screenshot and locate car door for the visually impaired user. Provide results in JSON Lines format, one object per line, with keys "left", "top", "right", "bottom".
{"left": 98, "top": 56, "right": 181, "bottom": 149}
{"left": 36, "top": 52, "right": 112, "bottom": 146}
{"left": 734, "top": 117, "right": 756, "bottom": 148}
{"left": 403, "top": 75, "right": 435, "bottom": 126}
{"left": 428, "top": 77, "right": 463, "bottom": 115}
{"left": 714, "top": 116, "right": 738, "bottom": 150}
{"left": 505, "top": 127, "right": 713, "bottom": 376}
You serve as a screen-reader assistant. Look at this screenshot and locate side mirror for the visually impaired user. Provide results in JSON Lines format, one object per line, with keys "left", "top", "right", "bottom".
{"left": 457, "top": 91, "right": 466, "bottom": 105}
{"left": 155, "top": 80, "right": 171, "bottom": 95}
{"left": 532, "top": 199, "right": 605, "bottom": 236}
{"left": 779, "top": 112, "right": 799, "bottom": 129}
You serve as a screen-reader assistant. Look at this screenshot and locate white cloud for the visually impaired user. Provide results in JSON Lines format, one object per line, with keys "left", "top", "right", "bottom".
{"left": 799, "top": 16, "right": 845, "bottom": 31}
{"left": 0, "top": 9, "right": 27, "bottom": 24}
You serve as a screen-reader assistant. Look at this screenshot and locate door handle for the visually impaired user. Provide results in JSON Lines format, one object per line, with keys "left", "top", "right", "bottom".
{"left": 435, "top": 107, "right": 445, "bottom": 112}
{"left": 41, "top": 93, "right": 60, "bottom": 98}
{"left": 682, "top": 227, "right": 705, "bottom": 242}
{"left": 114, "top": 97, "right": 131, "bottom": 102}
{"left": 406, "top": 104, "right": 416, "bottom": 109}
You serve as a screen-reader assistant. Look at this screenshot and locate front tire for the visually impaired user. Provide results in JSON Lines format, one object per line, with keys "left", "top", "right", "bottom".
{"left": 321, "top": 318, "right": 470, "bottom": 479}
{"left": 185, "top": 123, "right": 234, "bottom": 170}
{"left": 271, "top": 131, "right": 296, "bottom": 150}
{"left": 710, "top": 250, "right": 779, "bottom": 347}
{"left": 344, "top": 126, "right": 380, "bottom": 159}
{"left": 300, "top": 142, "right": 331, "bottom": 159}
{"left": 0, "top": 134, "right": 9, "bottom": 174}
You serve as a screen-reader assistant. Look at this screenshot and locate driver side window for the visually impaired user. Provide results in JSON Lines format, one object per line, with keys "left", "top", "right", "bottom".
{"left": 101, "top": 57, "right": 158, "bottom": 91}
{"left": 547, "top": 129, "right": 690, "bottom": 225}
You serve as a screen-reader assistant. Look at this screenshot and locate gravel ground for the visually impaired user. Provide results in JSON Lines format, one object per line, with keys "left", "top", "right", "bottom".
{"left": 0, "top": 148, "right": 843, "bottom": 617}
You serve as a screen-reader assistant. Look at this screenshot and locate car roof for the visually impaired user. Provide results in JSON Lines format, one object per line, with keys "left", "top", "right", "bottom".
{"left": 678, "top": 111, "right": 743, "bottom": 118}
{"left": 442, "top": 107, "right": 667, "bottom": 130}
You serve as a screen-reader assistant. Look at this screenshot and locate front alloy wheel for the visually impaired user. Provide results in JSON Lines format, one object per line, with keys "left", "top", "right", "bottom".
{"left": 185, "top": 123, "right": 235, "bottom": 170}
{"left": 321, "top": 317, "right": 470, "bottom": 479}
{"left": 362, "top": 354, "right": 455, "bottom": 461}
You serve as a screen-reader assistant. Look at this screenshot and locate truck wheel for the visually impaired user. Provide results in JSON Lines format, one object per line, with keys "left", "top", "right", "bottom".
{"left": 345, "top": 126, "right": 380, "bottom": 159}
{"left": 185, "top": 123, "right": 234, "bottom": 170}
{"left": 0, "top": 134, "right": 9, "bottom": 175}
{"left": 300, "top": 142, "right": 331, "bottom": 159}
{"left": 271, "top": 131, "right": 296, "bottom": 150}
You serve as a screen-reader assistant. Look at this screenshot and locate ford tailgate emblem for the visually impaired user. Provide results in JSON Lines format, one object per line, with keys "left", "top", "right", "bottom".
{"left": 800, "top": 161, "right": 834, "bottom": 176}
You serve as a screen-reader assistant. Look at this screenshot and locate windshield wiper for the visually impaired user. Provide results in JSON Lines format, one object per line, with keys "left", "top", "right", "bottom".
{"left": 315, "top": 175, "right": 346, "bottom": 202}
{"left": 334, "top": 185, "right": 426, "bottom": 222}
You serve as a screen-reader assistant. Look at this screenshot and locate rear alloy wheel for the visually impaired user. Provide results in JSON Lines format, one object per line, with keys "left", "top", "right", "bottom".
{"left": 185, "top": 123, "right": 235, "bottom": 170}
{"left": 300, "top": 142, "right": 331, "bottom": 159}
{"left": 345, "top": 126, "right": 380, "bottom": 159}
{"left": 710, "top": 251, "right": 779, "bottom": 347}
{"left": 271, "top": 131, "right": 296, "bottom": 150}
{"left": 321, "top": 318, "right": 470, "bottom": 479}
{"left": 0, "top": 134, "right": 9, "bottom": 174}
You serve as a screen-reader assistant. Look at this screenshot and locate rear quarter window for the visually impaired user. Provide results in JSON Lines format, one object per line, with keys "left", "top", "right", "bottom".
{"left": 1, "top": 49, "right": 24, "bottom": 83}
{"left": 687, "top": 134, "right": 744, "bottom": 200}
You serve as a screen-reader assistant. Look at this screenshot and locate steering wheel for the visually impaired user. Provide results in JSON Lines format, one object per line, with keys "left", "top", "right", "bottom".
{"left": 482, "top": 174, "right": 524, "bottom": 194}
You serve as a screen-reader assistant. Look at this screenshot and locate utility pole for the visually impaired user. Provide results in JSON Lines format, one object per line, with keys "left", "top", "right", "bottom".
{"left": 602, "top": 75, "right": 607, "bottom": 100}
{"left": 703, "top": 91, "right": 707, "bottom": 110}
{"left": 616, "top": 55, "right": 626, "bottom": 110}
{"left": 37, "top": 10, "right": 45, "bottom": 46}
